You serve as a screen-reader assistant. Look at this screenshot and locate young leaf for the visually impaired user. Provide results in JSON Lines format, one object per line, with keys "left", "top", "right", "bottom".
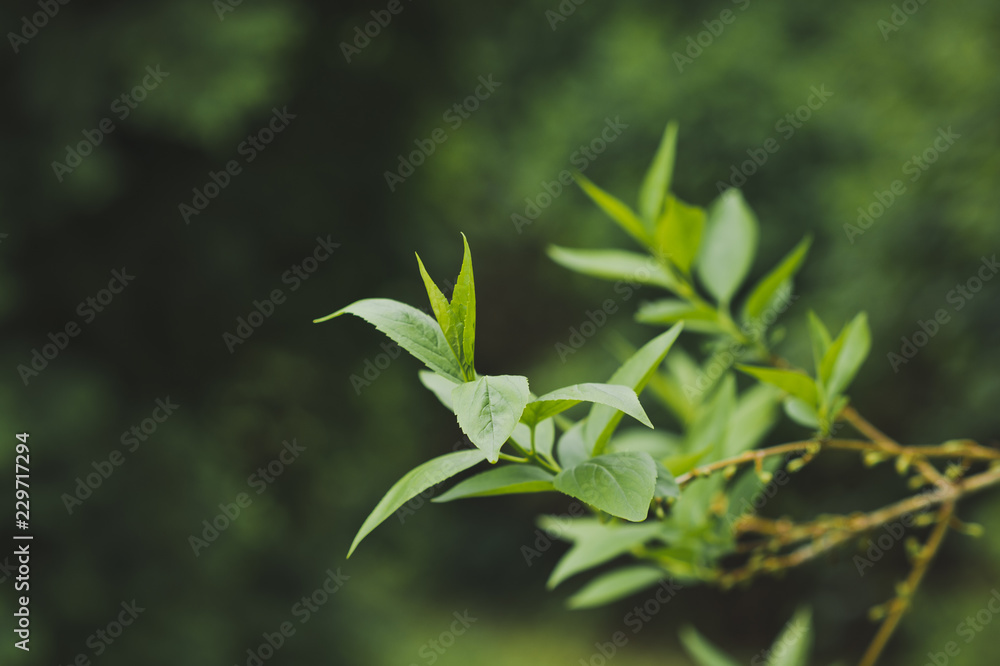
{"left": 656, "top": 195, "right": 706, "bottom": 276}
{"left": 314, "top": 299, "right": 464, "bottom": 381}
{"left": 418, "top": 370, "right": 459, "bottom": 411}
{"left": 451, "top": 233, "right": 477, "bottom": 374}
{"left": 654, "top": 460, "right": 680, "bottom": 500}
{"left": 347, "top": 449, "right": 487, "bottom": 557}
{"left": 540, "top": 518, "right": 664, "bottom": 589}
{"left": 697, "top": 189, "right": 759, "bottom": 305}
{"left": 414, "top": 234, "right": 477, "bottom": 379}
{"left": 567, "top": 566, "right": 667, "bottom": 609}
{"left": 433, "top": 465, "right": 555, "bottom": 502}
{"left": 635, "top": 299, "right": 721, "bottom": 333}
{"left": 766, "top": 608, "right": 813, "bottom": 666}
{"left": 415, "top": 254, "right": 453, "bottom": 338}
{"left": 742, "top": 235, "right": 812, "bottom": 323}
{"left": 823, "top": 312, "right": 870, "bottom": 402}
{"left": 678, "top": 626, "right": 741, "bottom": 666}
{"left": 807, "top": 311, "right": 832, "bottom": 377}
{"left": 521, "top": 383, "right": 653, "bottom": 429}
{"left": 547, "top": 246, "right": 677, "bottom": 289}
{"left": 638, "top": 121, "right": 679, "bottom": 225}
{"left": 553, "top": 451, "right": 658, "bottom": 522}
{"left": 534, "top": 418, "right": 556, "bottom": 459}
{"left": 736, "top": 365, "right": 819, "bottom": 407}
{"left": 783, "top": 396, "right": 821, "bottom": 429}
{"left": 575, "top": 173, "right": 652, "bottom": 246}
{"left": 585, "top": 323, "right": 684, "bottom": 456}
{"left": 557, "top": 421, "right": 590, "bottom": 469}
{"left": 452, "top": 375, "right": 531, "bottom": 463}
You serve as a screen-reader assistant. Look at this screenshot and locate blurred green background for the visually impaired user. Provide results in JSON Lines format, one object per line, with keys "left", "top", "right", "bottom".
{"left": 1, "top": 0, "right": 998, "bottom": 664}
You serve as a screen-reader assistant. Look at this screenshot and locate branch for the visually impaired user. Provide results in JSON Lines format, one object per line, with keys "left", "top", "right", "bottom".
{"left": 858, "top": 501, "right": 955, "bottom": 666}
{"left": 717, "top": 464, "right": 1000, "bottom": 586}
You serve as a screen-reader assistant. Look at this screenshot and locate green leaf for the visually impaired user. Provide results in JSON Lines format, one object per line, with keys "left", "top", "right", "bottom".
{"left": 567, "top": 566, "right": 667, "bottom": 609}
{"left": 433, "top": 465, "right": 554, "bottom": 502}
{"left": 742, "top": 236, "right": 811, "bottom": 323}
{"left": 522, "top": 383, "right": 652, "bottom": 429}
{"left": 638, "top": 121, "right": 679, "bottom": 225}
{"left": 679, "top": 626, "right": 740, "bottom": 666}
{"left": 540, "top": 517, "right": 663, "bottom": 588}
{"left": 547, "top": 246, "right": 677, "bottom": 289}
{"left": 663, "top": 447, "right": 710, "bottom": 476}
{"left": 553, "top": 452, "right": 657, "bottom": 522}
{"left": 452, "top": 233, "right": 477, "bottom": 374}
{"left": 415, "top": 254, "right": 453, "bottom": 341}
{"left": 766, "top": 608, "right": 813, "bottom": 666}
{"left": 418, "top": 370, "right": 459, "bottom": 411}
{"left": 654, "top": 460, "right": 680, "bottom": 499}
{"left": 683, "top": 373, "right": 736, "bottom": 465}
{"left": 452, "top": 375, "right": 531, "bottom": 463}
{"left": 414, "top": 235, "right": 476, "bottom": 379}
{"left": 720, "top": 383, "right": 780, "bottom": 459}
{"left": 807, "top": 311, "right": 832, "bottom": 377}
{"left": 314, "top": 299, "right": 463, "bottom": 381}
{"left": 783, "top": 396, "right": 820, "bottom": 429}
{"left": 575, "top": 173, "right": 651, "bottom": 246}
{"left": 635, "top": 299, "right": 721, "bottom": 333}
{"left": 697, "top": 189, "right": 759, "bottom": 304}
{"left": 736, "top": 365, "right": 819, "bottom": 407}
{"left": 585, "top": 324, "right": 684, "bottom": 456}
{"left": 656, "top": 195, "right": 706, "bottom": 275}
{"left": 557, "top": 421, "right": 590, "bottom": 469}
{"left": 823, "top": 312, "right": 870, "bottom": 402}
{"left": 347, "top": 449, "right": 487, "bottom": 557}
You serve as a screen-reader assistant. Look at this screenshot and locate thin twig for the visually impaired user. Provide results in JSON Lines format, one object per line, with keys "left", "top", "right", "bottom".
{"left": 857, "top": 501, "right": 955, "bottom": 666}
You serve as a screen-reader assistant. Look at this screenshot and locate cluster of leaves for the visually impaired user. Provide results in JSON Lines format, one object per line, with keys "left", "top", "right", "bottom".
{"left": 316, "top": 123, "right": 876, "bottom": 666}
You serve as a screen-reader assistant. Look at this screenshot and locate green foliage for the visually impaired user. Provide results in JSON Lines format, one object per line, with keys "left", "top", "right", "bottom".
{"left": 680, "top": 608, "right": 813, "bottom": 666}
{"left": 321, "top": 121, "right": 969, "bottom": 666}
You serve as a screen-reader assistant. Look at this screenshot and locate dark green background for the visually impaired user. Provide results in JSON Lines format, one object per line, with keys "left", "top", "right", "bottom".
{"left": 1, "top": 0, "right": 998, "bottom": 663}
